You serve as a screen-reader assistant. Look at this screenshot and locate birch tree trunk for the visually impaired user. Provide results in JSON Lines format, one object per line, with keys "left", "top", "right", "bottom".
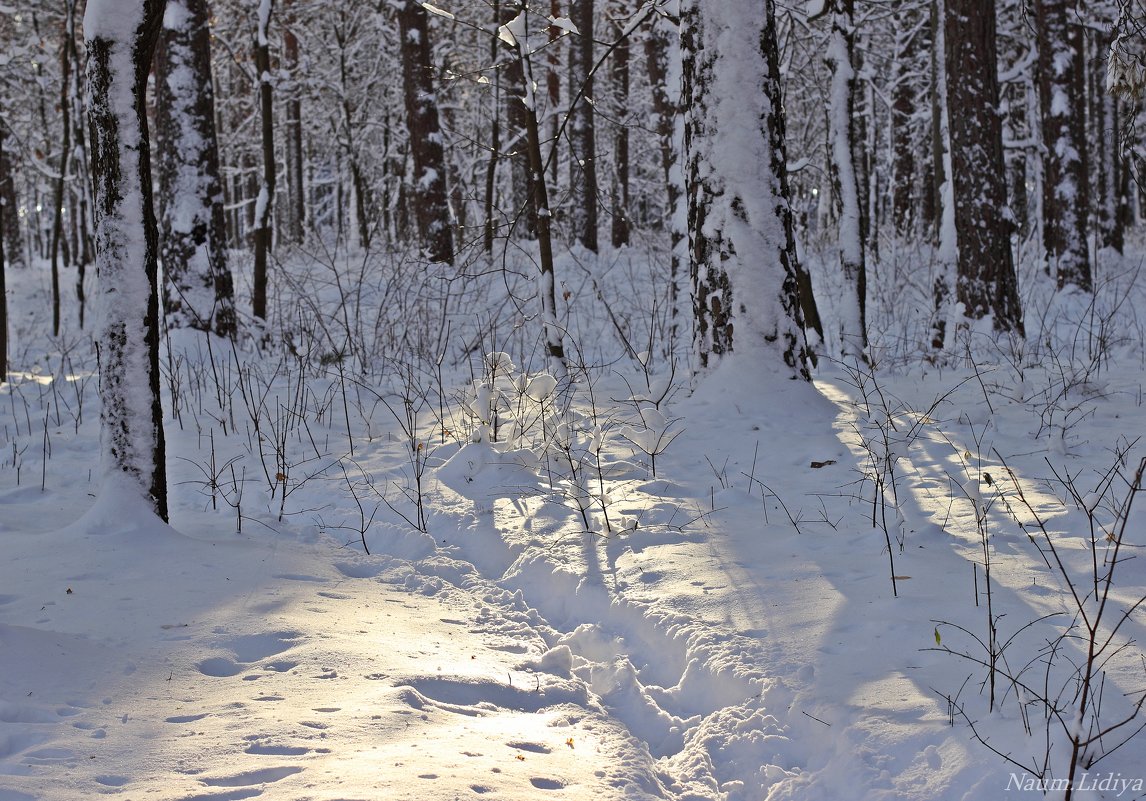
{"left": 85, "top": 0, "right": 169, "bottom": 520}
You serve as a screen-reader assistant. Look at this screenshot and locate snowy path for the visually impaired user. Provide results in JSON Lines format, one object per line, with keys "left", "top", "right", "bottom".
{"left": 4, "top": 361, "right": 1146, "bottom": 800}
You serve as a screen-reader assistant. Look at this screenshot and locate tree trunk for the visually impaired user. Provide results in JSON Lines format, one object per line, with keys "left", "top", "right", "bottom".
{"left": 50, "top": 5, "right": 75, "bottom": 338}
{"left": 1036, "top": 0, "right": 1091, "bottom": 290}
{"left": 891, "top": 20, "right": 921, "bottom": 237}
{"left": 0, "top": 122, "right": 22, "bottom": 270}
{"left": 483, "top": 0, "right": 502, "bottom": 254}
{"left": 504, "top": 5, "right": 537, "bottom": 240}
{"left": 930, "top": 0, "right": 956, "bottom": 349}
{"left": 682, "top": 0, "right": 812, "bottom": 377}
{"left": 397, "top": 0, "right": 454, "bottom": 265}
{"left": 282, "top": 1, "right": 306, "bottom": 244}
{"left": 945, "top": 0, "right": 1023, "bottom": 334}
{"left": 156, "top": 0, "right": 238, "bottom": 340}
{"left": 643, "top": 11, "right": 686, "bottom": 329}
{"left": 568, "top": 0, "right": 598, "bottom": 252}
{"left": 252, "top": 0, "right": 275, "bottom": 322}
{"left": 85, "top": 0, "right": 169, "bottom": 520}
{"left": 504, "top": 11, "right": 566, "bottom": 374}
{"left": 819, "top": 0, "right": 868, "bottom": 360}
{"left": 610, "top": 5, "right": 630, "bottom": 249}
{"left": 0, "top": 121, "right": 7, "bottom": 383}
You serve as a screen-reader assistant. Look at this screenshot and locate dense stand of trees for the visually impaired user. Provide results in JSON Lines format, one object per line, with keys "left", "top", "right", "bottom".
{"left": 0, "top": 0, "right": 1143, "bottom": 509}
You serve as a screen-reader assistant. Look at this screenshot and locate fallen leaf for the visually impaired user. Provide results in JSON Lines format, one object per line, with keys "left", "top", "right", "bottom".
{"left": 810, "top": 460, "right": 836, "bottom": 469}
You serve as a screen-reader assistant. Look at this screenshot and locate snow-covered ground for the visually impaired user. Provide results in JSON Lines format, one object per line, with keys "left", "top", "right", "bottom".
{"left": 2, "top": 244, "right": 1146, "bottom": 800}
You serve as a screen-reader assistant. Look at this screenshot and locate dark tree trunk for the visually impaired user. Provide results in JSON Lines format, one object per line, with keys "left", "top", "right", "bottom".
{"left": 483, "top": 0, "right": 502, "bottom": 254}
{"left": 503, "top": 19, "right": 566, "bottom": 372}
{"left": 945, "top": 0, "right": 1023, "bottom": 333}
{"left": 397, "top": 0, "right": 454, "bottom": 265}
{"left": 643, "top": 12, "right": 685, "bottom": 322}
{"left": 568, "top": 0, "right": 598, "bottom": 252}
{"left": 252, "top": 0, "right": 276, "bottom": 322}
{"left": 50, "top": 5, "right": 74, "bottom": 338}
{"left": 0, "top": 121, "right": 7, "bottom": 383}
{"left": 282, "top": 1, "right": 305, "bottom": 244}
{"left": 85, "top": 0, "right": 169, "bottom": 520}
{"left": 0, "top": 122, "right": 22, "bottom": 270}
{"left": 891, "top": 20, "right": 921, "bottom": 237}
{"left": 610, "top": 6, "right": 630, "bottom": 248}
{"left": 1036, "top": 0, "right": 1091, "bottom": 290}
{"left": 504, "top": 5, "right": 537, "bottom": 240}
{"left": 156, "top": 0, "right": 238, "bottom": 339}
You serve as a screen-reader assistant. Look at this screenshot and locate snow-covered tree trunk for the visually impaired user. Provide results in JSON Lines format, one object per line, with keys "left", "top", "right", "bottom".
{"left": 1091, "top": 23, "right": 1123, "bottom": 254}
{"left": 503, "top": 11, "right": 566, "bottom": 375}
{"left": 156, "top": 0, "right": 237, "bottom": 340}
{"left": 568, "top": 0, "right": 599, "bottom": 253}
{"left": 1036, "top": 0, "right": 1091, "bottom": 291}
{"left": 0, "top": 121, "right": 6, "bottom": 383}
{"left": 682, "top": 0, "right": 812, "bottom": 378}
{"left": 818, "top": 0, "right": 868, "bottom": 360}
{"left": 503, "top": 4, "right": 537, "bottom": 240}
{"left": 397, "top": 0, "right": 454, "bottom": 265}
{"left": 929, "top": 0, "right": 957, "bottom": 349}
{"left": 252, "top": 0, "right": 275, "bottom": 322}
{"left": 85, "top": 0, "right": 169, "bottom": 520}
{"left": 945, "top": 0, "right": 1023, "bottom": 334}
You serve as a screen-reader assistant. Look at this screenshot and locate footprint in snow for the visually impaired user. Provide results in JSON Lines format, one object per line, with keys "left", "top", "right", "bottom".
{"left": 199, "top": 766, "right": 304, "bottom": 787}
{"left": 166, "top": 713, "right": 209, "bottom": 724}
{"left": 507, "top": 741, "right": 551, "bottom": 754}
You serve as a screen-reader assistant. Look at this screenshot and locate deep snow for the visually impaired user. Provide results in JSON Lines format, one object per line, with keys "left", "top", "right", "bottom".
{"left": 2, "top": 243, "right": 1146, "bottom": 801}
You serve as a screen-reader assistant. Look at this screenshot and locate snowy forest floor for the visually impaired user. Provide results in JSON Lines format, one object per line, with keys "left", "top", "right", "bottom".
{"left": 2, "top": 240, "right": 1146, "bottom": 800}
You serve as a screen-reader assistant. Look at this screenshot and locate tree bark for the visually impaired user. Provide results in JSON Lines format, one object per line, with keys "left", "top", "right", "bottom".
{"left": 0, "top": 121, "right": 7, "bottom": 383}
{"left": 50, "top": 4, "right": 74, "bottom": 338}
{"left": 682, "top": 0, "right": 812, "bottom": 377}
{"left": 397, "top": 0, "right": 454, "bottom": 264}
{"left": 609, "top": 5, "right": 630, "bottom": 248}
{"left": 568, "top": 0, "right": 598, "bottom": 252}
{"left": 0, "top": 122, "right": 22, "bottom": 270}
{"left": 891, "top": 20, "right": 921, "bottom": 237}
{"left": 252, "top": 0, "right": 275, "bottom": 322}
{"left": 819, "top": 0, "right": 868, "bottom": 359}
{"left": 1036, "top": 0, "right": 1091, "bottom": 290}
{"left": 504, "top": 10, "right": 566, "bottom": 374}
{"left": 282, "top": 0, "right": 306, "bottom": 245}
{"left": 85, "top": 0, "right": 169, "bottom": 520}
{"left": 945, "top": 0, "right": 1023, "bottom": 334}
{"left": 156, "top": 0, "right": 238, "bottom": 339}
